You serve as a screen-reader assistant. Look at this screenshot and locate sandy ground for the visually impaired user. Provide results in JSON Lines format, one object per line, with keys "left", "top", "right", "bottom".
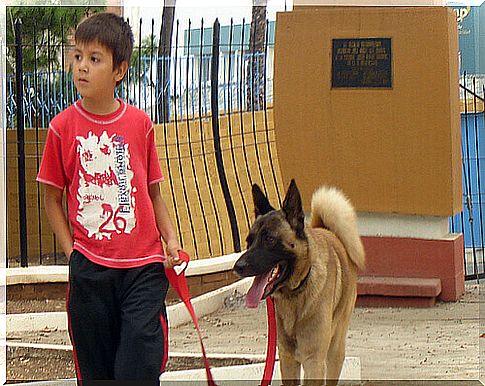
{"left": 7, "top": 283, "right": 482, "bottom": 382}
{"left": 170, "top": 283, "right": 482, "bottom": 380}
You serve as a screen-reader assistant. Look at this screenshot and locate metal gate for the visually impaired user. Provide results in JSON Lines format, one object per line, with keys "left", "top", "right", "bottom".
{"left": 451, "top": 76, "right": 485, "bottom": 281}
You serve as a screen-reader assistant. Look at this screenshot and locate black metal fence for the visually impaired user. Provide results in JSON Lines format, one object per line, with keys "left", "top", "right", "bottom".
{"left": 7, "top": 15, "right": 485, "bottom": 283}
{"left": 6, "top": 18, "right": 274, "bottom": 128}
{"left": 451, "top": 78, "right": 485, "bottom": 281}
{"left": 7, "top": 16, "right": 281, "bottom": 267}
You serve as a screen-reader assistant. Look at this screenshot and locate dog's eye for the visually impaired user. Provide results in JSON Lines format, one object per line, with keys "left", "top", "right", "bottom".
{"left": 265, "top": 235, "right": 275, "bottom": 244}
{"left": 290, "top": 243, "right": 295, "bottom": 248}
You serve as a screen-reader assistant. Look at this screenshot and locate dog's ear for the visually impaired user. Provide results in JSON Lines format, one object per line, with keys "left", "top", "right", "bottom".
{"left": 252, "top": 184, "right": 274, "bottom": 217}
{"left": 282, "top": 179, "right": 305, "bottom": 239}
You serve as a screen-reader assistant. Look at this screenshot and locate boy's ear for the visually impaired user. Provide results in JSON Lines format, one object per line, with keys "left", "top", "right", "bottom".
{"left": 114, "top": 61, "right": 129, "bottom": 83}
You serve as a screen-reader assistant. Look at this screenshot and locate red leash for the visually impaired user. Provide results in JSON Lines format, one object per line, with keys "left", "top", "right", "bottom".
{"left": 165, "top": 250, "right": 217, "bottom": 386}
{"left": 165, "top": 251, "right": 277, "bottom": 386}
{"left": 262, "top": 296, "right": 277, "bottom": 386}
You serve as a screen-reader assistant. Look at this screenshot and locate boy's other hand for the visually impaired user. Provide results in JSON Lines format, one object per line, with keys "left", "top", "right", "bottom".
{"left": 164, "top": 240, "right": 183, "bottom": 268}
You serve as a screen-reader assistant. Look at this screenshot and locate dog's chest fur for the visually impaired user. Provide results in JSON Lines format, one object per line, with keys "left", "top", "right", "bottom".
{"left": 273, "top": 228, "right": 344, "bottom": 357}
{"left": 274, "top": 298, "right": 300, "bottom": 352}
{"left": 274, "top": 289, "right": 328, "bottom": 360}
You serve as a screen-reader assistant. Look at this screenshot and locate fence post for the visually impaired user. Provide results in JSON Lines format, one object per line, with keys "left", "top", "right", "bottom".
{"left": 211, "top": 19, "right": 241, "bottom": 252}
{"left": 15, "top": 19, "right": 28, "bottom": 267}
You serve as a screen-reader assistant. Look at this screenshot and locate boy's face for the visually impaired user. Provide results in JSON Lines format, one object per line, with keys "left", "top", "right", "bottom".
{"left": 72, "top": 41, "right": 127, "bottom": 100}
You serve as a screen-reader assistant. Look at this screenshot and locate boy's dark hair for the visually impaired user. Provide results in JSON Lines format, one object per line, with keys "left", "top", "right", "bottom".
{"left": 75, "top": 12, "right": 134, "bottom": 72}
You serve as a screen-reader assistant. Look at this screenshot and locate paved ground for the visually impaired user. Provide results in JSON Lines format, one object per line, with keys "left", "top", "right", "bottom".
{"left": 6, "top": 283, "right": 484, "bottom": 383}
{"left": 169, "top": 283, "right": 482, "bottom": 381}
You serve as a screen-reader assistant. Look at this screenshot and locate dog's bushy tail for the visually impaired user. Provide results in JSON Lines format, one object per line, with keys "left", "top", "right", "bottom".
{"left": 310, "top": 186, "right": 365, "bottom": 270}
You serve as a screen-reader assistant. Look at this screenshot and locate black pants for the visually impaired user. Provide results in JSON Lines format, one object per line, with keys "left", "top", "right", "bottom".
{"left": 67, "top": 250, "right": 169, "bottom": 383}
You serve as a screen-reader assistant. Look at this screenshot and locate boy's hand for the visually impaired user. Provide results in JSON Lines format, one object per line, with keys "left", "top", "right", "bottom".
{"left": 164, "top": 240, "right": 183, "bottom": 268}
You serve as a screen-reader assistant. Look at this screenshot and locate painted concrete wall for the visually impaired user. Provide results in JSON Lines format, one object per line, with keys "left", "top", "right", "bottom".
{"left": 274, "top": 6, "right": 462, "bottom": 216}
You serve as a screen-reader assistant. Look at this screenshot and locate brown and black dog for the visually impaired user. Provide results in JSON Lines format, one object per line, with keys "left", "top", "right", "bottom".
{"left": 234, "top": 180, "right": 365, "bottom": 385}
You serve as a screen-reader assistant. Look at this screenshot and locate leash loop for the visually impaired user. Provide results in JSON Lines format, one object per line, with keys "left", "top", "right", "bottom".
{"left": 166, "top": 251, "right": 277, "bottom": 386}
{"left": 165, "top": 251, "right": 217, "bottom": 386}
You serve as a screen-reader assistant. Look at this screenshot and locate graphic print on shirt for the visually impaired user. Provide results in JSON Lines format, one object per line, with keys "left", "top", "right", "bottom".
{"left": 76, "top": 131, "right": 136, "bottom": 240}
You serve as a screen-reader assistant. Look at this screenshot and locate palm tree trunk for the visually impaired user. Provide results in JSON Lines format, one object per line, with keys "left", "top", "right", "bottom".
{"left": 246, "top": 2, "right": 267, "bottom": 111}
{"left": 157, "top": 3, "right": 175, "bottom": 123}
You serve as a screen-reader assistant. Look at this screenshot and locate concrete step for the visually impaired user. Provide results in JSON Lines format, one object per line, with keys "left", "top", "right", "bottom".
{"left": 356, "top": 276, "right": 442, "bottom": 308}
{"left": 160, "top": 357, "right": 361, "bottom": 383}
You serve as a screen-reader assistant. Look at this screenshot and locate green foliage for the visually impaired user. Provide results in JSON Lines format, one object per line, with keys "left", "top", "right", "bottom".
{"left": 6, "top": 6, "right": 105, "bottom": 74}
{"left": 130, "top": 35, "right": 158, "bottom": 67}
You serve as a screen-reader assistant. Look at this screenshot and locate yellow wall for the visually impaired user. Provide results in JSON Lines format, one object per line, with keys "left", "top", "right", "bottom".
{"left": 7, "top": 110, "right": 283, "bottom": 263}
{"left": 154, "top": 110, "right": 283, "bottom": 259}
{"left": 461, "top": 98, "right": 484, "bottom": 113}
{"left": 274, "top": 7, "right": 462, "bottom": 216}
{"left": 7, "top": 129, "right": 58, "bottom": 264}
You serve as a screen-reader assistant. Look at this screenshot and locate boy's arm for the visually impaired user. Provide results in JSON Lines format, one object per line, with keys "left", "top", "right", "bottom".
{"left": 149, "top": 183, "right": 182, "bottom": 268}
{"left": 44, "top": 185, "right": 73, "bottom": 258}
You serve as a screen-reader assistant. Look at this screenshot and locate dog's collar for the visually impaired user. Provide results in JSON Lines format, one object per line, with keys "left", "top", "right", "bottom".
{"left": 292, "top": 267, "right": 312, "bottom": 293}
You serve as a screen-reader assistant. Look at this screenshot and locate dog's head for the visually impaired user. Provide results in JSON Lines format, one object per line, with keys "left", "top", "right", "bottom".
{"left": 233, "top": 179, "right": 308, "bottom": 308}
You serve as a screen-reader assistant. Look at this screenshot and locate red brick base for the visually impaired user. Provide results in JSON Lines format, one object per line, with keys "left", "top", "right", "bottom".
{"left": 356, "top": 295, "right": 437, "bottom": 308}
{"left": 360, "top": 234, "right": 465, "bottom": 302}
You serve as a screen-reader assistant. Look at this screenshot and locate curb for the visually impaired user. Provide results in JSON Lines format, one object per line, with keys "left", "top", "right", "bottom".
{"left": 7, "top": 358, "right": 361, "bottom": 385}
{"left": 7, "top": 341, "right": 268, "bottom": 361}
{"left": 7, "top": 277, "right": 253, "bottom": 332}
{"left": 160, "top": 357, "right": 361, "bottom": 382}
{"left": 7, "top": 253, "right": 243, "bottom": 286}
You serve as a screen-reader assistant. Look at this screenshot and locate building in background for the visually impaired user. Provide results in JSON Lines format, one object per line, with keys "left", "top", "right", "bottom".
{"left": 451, "top": 2, "right": 485, "bottom": 76}
{"left": 184, "top": 20, "right": 275, "bottom": 90}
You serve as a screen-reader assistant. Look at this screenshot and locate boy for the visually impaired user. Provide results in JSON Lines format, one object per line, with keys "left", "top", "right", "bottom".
{"left": 36, "top": 12, "right": 182, "bottom": 381}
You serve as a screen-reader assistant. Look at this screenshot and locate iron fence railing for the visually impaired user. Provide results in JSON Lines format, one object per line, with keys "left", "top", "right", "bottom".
{"left": 6, "top": 52, "right": 274, "bottom": 129}
{"left": 7, "top": 14, "right": 485, "bottom": 284}
{"left": 450, "top": 79, "right": 485, "bottom": 281}
{"left": 6, "top": 16, "right": 274, "bottom": 129}
{"left": 7, "top": 16, "right": 282, "bottom": 267}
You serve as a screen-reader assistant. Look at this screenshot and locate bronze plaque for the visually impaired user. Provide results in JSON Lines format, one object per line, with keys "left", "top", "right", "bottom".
{"left": 332, "top": 38, "right": 392, "bottom": 88}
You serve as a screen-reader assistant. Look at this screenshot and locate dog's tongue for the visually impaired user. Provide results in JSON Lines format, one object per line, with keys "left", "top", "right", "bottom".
{"left": 245, "top": 271, "right": 271, "bottom": 308}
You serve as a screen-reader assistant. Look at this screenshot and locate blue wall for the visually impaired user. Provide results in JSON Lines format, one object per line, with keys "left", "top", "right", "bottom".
{"left": 450, "top": 112, "right": 485, "bottom": 247}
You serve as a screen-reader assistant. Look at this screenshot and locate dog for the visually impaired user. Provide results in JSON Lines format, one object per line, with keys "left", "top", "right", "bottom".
{"left": 233, "top": 179, "right": 365, "bottom": 385}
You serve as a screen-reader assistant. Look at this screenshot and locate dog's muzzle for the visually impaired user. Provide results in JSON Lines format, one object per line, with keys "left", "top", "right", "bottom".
{"left": 233, "top": 258, "right": 249, "bottom": 277}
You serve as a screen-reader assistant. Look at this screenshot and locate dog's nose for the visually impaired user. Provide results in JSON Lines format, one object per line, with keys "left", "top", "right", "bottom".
{"left": 233, "top": 259, "right": 248, "bottom": 276}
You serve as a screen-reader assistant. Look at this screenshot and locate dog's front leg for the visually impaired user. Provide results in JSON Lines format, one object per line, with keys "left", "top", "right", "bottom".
{"left": 301, "top": 352, "right": 327, "bottom": 386}
{"left": 279, "top": 349, "right": 301, "bottom": 386}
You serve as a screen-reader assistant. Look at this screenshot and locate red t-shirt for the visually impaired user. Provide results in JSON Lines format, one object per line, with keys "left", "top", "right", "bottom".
{"left": 37, "top": 99, "right": 166, "bottom": 268}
